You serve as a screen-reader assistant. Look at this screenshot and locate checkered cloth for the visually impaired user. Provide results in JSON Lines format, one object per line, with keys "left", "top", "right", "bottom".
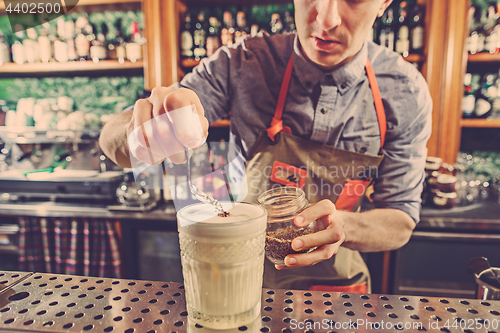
{"left": 18, "top": 217, "right": 122, "bottom": 278}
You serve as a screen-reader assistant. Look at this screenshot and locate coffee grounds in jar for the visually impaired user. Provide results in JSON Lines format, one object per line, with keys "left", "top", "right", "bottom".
{"left": 265, "top": 226, "right": 313, "bottom": 263}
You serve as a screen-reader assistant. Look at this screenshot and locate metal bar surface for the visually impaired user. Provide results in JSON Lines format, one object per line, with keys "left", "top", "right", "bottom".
{"left": 0, "top": 271, "right": 500, "bottom": 332}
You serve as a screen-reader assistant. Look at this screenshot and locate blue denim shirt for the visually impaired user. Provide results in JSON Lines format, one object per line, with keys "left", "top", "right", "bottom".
{"left": 180, "top": 33, "right": 432, "bottom": 223}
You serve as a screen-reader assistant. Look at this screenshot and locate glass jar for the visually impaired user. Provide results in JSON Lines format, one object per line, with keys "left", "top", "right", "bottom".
{"left": 258, "top": 186, "right": 317, "bottom": 265}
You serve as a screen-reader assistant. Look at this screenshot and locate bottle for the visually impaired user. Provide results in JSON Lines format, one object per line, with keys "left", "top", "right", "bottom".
{"left": 234, "top": 11, "right": 249, "bottom": 44}
{"left": 114, "top": 18, "right": 126, "bottom": 64}
{"left": 193, "top": 11, "right": 207, "bottom": 60}
{"left": 483, "top": 4, "right": 498, "bottom": 54}
{"left": 462, "top": 73, "right": 476, "bottom": 118}
{"left": 24, "top": 28, "right": 40, "bottom": 63}
{"left": 410, "top": 3, "right": 425, "bottom": 54}
{"left": 12, "top": 25, "right": 25, "bottom": 65}
{"left": 379, "top": 7, "right": 395, "bottom": 50}
{"left": 0, "top": 31, "right": 10, "bottom": 66}
{"left": 54, "top": 17, "right": 68, "bottom": 63}
{"left": 250, "top": 24, "right": 260, "bottom": 37}
{"left": 283, "top": 10, "right": 296, "bottom": 33}
{"left": 490, "top": 72, "right": 500, "bottom": 118}
{"left": 38, "top": 27, "right": 52, "bottom": 63}
{"left": 64, "top": 19, "right": 78, "bottom": 61}
{"left": 206, "top": 16, "right": 221, "bottom": 57}
{"left": 126, "top": 21, "right": 144, "bottom": 62}
{"left": 75, "top": 15, "right": 91, "bottom": 61}
{"left": 474, "top": 73, "right": 496, "bottom": 118}
{"left": 90, "top": 23, "right": 107, "bottom": 63}
{"left": 395, "top": 1, "right": 410, "bottom": 57}
{"left": 180, "top": 12, "right": 194, "bottom": 60}
{"left": 221, "top": 11, "right": 235, "bottom": 47}
{"left": 270, "top": 13, "right": 283, "bottom": 35}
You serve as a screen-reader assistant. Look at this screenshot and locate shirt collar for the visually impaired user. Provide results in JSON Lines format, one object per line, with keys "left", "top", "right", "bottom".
{"left": 292, "top": 34, "right": 368, "bottom": 94}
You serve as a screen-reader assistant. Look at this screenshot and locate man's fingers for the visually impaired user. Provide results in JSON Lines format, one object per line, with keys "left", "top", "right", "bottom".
{"left": 292, "top": 226, "right": 344, "bottom": 252}
{"left": 294, "top": 200, "right": 336, "bottom": 227}
{"left": 164, "top": 89, "right": 207, "bottom": 149}
{"left": 148, "top": 86, "right": 176, "bottom": 117}
{"left": 283, "top": 239, "right": 344, "bottom": 268}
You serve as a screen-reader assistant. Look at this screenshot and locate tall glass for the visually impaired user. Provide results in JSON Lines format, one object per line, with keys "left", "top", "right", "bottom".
{"left": 177, "top": 202, "right": 267, "bottom": 329}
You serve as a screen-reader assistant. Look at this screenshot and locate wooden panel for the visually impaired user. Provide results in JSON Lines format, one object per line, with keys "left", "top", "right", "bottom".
{"left": 438, "top": 0, "right": 469, "bottom": 164}
{"left": 0, "top": 60, "right": 143, "bottom": 74}
{"left": 421, "top": 0, "right": 448, "bottom": 158}
{"left": 162, "top": 0, "right": 179, "bottom": 86}
{"left": 461, "top": 119, "right": 500, "bottom": 128}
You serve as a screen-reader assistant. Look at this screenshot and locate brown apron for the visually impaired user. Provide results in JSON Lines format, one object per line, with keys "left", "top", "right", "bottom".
{"left": 244, "top": 52, "right": 387, "bottom": 293}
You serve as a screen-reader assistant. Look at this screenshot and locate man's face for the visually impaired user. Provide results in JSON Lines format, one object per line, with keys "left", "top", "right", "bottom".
{"left": 294, "top": 0, "right": 392, "bottom": 71}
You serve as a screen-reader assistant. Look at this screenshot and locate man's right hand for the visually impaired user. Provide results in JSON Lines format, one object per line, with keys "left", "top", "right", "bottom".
{"left": 128, "top": 87, "right": 209, "bottom": 165}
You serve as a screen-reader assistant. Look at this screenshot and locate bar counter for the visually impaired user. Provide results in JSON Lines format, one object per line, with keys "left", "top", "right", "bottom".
{"left": 1, "top": 270, "right": 499, "bottom": 333}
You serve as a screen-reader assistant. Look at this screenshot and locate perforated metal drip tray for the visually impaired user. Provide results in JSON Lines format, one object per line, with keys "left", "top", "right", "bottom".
{"left": 0, "top": 271, "right": 499, "bottom": 333}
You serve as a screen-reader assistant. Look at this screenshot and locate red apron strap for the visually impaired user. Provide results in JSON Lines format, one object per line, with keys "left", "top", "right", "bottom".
{"left": 267, "top": 53, "right": 294, "bottom": 141}
{"left": 365, "top": 57, "right": 387, "bottom": 148}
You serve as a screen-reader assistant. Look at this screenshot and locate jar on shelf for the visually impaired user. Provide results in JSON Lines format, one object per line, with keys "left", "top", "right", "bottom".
{"left": 257, "top": 186, "right": 317, "bottom": 265}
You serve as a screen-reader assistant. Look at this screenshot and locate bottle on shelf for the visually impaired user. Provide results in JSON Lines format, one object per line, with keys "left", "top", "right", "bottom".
{"left": 410, "top": 3, "right": 425, "bottom": 54}
{"left": 395, "top": 1, "right": 410, "bottom": 57}
{"left": 24, "top": 28, "right": 40, "bottom": 64}
{"left": 467, "top": 5, "right": 485, "bottom": 54}
{"left": 206, "top": 16, "right": 221, "bottom": 57}
{"left": 234, "top": 11, "right": 249, "bottom": 44}
{"left": 462, "top": 73, "right": 478, "bottom": 118}
{"left": 64, "top": 19, "right": 78, "bottom": 62}
{"left": 126, "top": 21, "right": 144, "bottom": 63}
{"left": 54, "top": 17, "right": 69, "bottom": 63}
{"left": 474, "top": 73, "right": 496, "bottom": 118}
{"left": 490, "top": 72, "right": 500, "bottom": 118}
{"left": 11, "top": 24, "right": 25, "bottom": 65}
{"left": 180, "top": 12, "right": 194, "bottom": 60}
{"left": 483, "top": 3, "right": 498, "bottom": 54}
{"left": 283, "top": 10, "right": 296, "bottom": 34}
{"left": 193, "top": 11, "right": 207, "bottom": 60}
{"left": 75, "top": 15, "right": 91, "bottom": 61}
{"left": 270, "top": 13, "right": 283, "bottom": 35}
{"left": 90, "top": 23, "right": 108, "bottom": 63}
{"left": 0, "top": 31, "right": 11, "bottom": 66}
{"left": 379, "top": 7, "right": 395, "bottom": 50}
{"left": 114, "top": 18, "right": 127, "bottom": 64}
{"left": 221, "top": 11, "right": 235, "bottom": 47}
{"left": 38, "top": 26, "right": 52, "bottom": 63}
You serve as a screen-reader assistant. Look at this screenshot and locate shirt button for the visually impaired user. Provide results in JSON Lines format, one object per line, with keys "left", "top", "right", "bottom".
{"left": 321, "top": 108, "right": 328, "bottom": 114}
{"left": 340, "top": 83, "right": 347, "bottom": 89}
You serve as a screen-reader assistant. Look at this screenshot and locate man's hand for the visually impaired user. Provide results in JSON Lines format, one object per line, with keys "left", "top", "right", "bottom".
{"left": 276, "top": 200, "right": 346, "bottom": 269}
{"left": 128, "top": 87, "right": 209, "bottom": 165}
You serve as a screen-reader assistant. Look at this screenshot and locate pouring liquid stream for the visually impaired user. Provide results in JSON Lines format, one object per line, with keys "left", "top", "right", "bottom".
{"left": 186, "top": 148, "right": 229, "bottom": 216}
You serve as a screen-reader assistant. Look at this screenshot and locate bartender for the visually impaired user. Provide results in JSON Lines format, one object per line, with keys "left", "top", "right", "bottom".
{"left": 100, "top": 0, "right": 432, "bottom": 293}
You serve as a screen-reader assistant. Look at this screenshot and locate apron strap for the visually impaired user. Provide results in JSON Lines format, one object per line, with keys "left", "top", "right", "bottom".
{"left": 365, "top": 57, "right": 387, "bottom": 148}
{"left": 267, "top": 53, "right": 294, "bottom": 141}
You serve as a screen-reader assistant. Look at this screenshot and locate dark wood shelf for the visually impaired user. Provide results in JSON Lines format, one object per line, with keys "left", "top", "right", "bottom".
{"left": 210, "top": 119, "right": 230, "bottom": 128}
{"left": 0, "top": 60, "right": 144, "bottom": 75}
{"left": 468, "top": 52, "right": 500, "bottom": 63}
{"left": 460, "top": 118, "right": 500, "bottom": 128}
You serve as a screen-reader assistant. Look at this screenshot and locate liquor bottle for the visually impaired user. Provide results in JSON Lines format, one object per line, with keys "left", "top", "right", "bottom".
{"left": 483, "top": 4, "right": 498, "bottom": 54}
{"left": 54, "top": 17, "right": 68, "bottom": 63}
{"left": 462, "top": 73, "right": 477, "bottom": 118}
{"left": 490, "top": 72, "right": 500, "bottom": 117}
{"left": 12, "top": 25, "right": 25, "bottom": 65}
{"left": 75, "top": 15, "right": 91, "bottom": 61}
{"left": 379, "top": 7, "right": 395, "bottom": 50}
{"left": 234, "top": 11, "right": 249, "bottom": 44}
{"left": 395, "top": 1, "right": 410, "bottom": 57}
{"left": 90, "top": 23, "right": 107, "bottom": 63}
{"left": 283, "top": 10, "right": 296, "bottom": 33}
{"left": 250, "top": 24, "right": 260, "bottom": 37}
{"left": 64, "top": 19, "right": 78, "bottom": 61}
{"left": 126, "top": 21, "right": 144, "bottom": 62}
{"left": 410, "top": 3, "right": 425, "bottom": 54}
{"left": 180, "top": 12, "right": 194, "bottom": 59}
{"left": 38, "top": 27, "right": 52, "bottom": 63}
{"left": 474, "top": 73, "right": 496, "bottom": 118}
{"left": 24, "top": 28, "right": 40, "bottom": 63}
{"left": 193, "top": 11, "right": 207, "bottom": 60}
{"left": 221, "top": 11, "right": 235, "bottom": 47}
{"left": 0, "top": 31, "right": 11, "bottom": 66}
{"left": 206, "top": 17, "right": 220, "bottom": 57}
{"left": 114, "top": 18, "right": 126, "bottom": 64}
{"left": 270, "top": 13, "right": 283, "bottom": 35}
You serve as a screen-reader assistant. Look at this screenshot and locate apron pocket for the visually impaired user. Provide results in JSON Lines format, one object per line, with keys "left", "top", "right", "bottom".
{"left": 335, "top": 179, "right": 371, "bottom": 211}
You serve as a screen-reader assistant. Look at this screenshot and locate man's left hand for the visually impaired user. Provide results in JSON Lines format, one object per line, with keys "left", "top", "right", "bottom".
{"left": 275, "top": 199, "right": 346, "bottom": 269}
